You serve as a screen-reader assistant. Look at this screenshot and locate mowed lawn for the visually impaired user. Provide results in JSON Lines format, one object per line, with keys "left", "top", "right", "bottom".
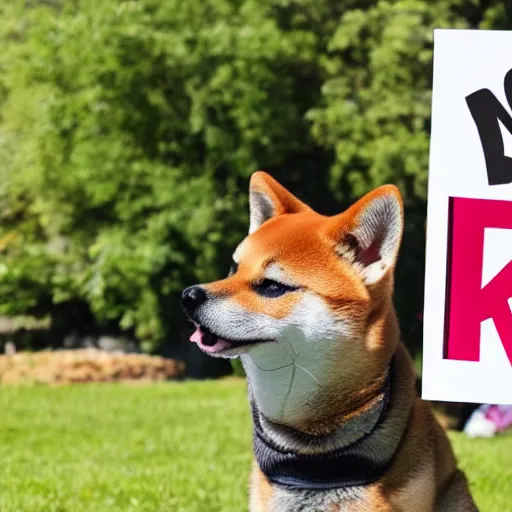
{"left": 0, "top": 379, "right": 510, "bottom": 512}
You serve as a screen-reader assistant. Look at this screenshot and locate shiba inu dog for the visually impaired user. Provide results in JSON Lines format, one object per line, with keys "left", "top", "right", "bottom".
{"left": 181, "top": 172, "right": 477, "bottom": 511}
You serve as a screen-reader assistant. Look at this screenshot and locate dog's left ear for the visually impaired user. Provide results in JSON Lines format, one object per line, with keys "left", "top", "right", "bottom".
{"left": 328, "top": 185, "right": 404, "bottom": 286}
{"left": 248, "top": 171, "right": 310, "bottom": 234}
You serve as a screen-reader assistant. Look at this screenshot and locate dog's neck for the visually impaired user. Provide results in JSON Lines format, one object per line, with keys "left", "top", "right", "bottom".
{"left": 249, "top": 365, "right": 390, "bottom": 455}
{"left": 240, "top": 338, "right": 391, "bottom": 435}
{"left": 240, "top": 336, "right": 340, "bottom": 430}
{"left": 247, "top": 344, "right": 416, "bottom": 490}
{"left": 240, "top": 304, "right": 399, "bottom": 433}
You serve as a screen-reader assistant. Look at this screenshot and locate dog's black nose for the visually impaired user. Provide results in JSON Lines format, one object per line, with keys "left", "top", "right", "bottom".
{"left": 181, "top": 286, "right": 207, "bottom": 317}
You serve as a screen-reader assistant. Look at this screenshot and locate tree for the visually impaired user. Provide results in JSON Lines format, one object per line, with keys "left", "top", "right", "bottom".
{"left": 0, "top": 0, "right": 330, "bottom": 362}
{"left": 0, "top": 0, "right": 509, "bottom": 373}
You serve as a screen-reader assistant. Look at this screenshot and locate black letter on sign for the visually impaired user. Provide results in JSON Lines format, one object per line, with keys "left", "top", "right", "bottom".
{"left": 466, "top": 68, "right": 512, "bottom": 186}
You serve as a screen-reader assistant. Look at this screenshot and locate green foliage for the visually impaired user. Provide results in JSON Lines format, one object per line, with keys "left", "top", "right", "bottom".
{"left": 0, "top": 0, "right": 322, "bottom": 346}
{"left": 0, "top": 0, "right": 510, "bottom": 355}
{"left": 308, "top": 0, "right": 510, "bottom": 202}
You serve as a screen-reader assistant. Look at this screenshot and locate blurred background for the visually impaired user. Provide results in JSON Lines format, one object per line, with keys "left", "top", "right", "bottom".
{"left": 0, "top": 1, "right": 511, "bottom": 510}
{"left": 6, "top": 0, "right": 511, "bottom": 374}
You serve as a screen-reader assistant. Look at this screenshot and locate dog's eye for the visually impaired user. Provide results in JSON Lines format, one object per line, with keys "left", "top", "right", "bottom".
{"left": 228, "top": 261, "right": 238, "bottom": 276}
{"left": 253, "top": 279, "right": 298, "bottom": 298}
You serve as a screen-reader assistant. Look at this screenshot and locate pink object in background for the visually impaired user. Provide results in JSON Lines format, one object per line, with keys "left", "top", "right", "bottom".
{"left": 464, "top": 404, "right": 512, "bottom": 437}
{"left": 486, "top": 405, "right": 512, "bottom": 432}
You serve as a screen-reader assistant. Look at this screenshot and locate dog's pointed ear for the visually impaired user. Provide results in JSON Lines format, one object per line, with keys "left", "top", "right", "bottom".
{"left": 329, "top": 185, "right": 404, "bottom": 285}
{"left": 249, "top": 171, "right": 310, "bottom": 233}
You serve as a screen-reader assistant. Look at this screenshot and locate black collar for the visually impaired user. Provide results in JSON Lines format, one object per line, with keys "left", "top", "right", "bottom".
{"left": 252, "top": 357, "right": 404, "bottom": 490}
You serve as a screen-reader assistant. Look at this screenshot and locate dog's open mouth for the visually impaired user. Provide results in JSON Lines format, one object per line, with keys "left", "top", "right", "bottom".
{"left": 189, "top": 325, "right": 268, "bottom": 354}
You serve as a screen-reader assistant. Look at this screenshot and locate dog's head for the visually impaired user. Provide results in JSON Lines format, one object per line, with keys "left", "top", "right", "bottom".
{"left": 182, "top": 172, "right": 403, "bottom": 367}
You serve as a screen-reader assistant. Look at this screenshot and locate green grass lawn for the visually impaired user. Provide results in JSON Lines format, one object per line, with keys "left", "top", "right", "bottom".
{"left": 0, "top": 379, "right": 510, "bottom": 512}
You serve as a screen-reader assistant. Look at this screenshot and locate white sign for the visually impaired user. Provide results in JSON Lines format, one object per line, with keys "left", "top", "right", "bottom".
{"left": 423, "top": 29, "right": 512, "bottom": 404}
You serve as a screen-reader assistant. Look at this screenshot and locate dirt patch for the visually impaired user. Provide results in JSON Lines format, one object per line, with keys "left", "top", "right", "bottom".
{"left": 0, "top": 349, "right": 185, "bottom": 385}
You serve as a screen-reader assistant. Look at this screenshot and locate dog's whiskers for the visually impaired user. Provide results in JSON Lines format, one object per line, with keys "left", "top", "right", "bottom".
{"left": 275, "top": 339, "right": 319, "bottom": 385}
{"left": 294, "top": 362, "right": 320, "bottom": 385}
{"left": 276, "top": 338, "right": 297, "bottom": 361}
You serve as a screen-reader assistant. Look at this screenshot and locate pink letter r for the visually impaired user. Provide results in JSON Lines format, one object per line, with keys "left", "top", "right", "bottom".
{"left": 445, "top": 197, "right": 512, "bottom": 365}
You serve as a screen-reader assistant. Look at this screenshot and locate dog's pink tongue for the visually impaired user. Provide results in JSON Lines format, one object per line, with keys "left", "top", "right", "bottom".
{"left": 189, "top": 326, "right": 231, "bottom": 353}
{"left": 190, "top": 327, "right": 203, "bottom": 344}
